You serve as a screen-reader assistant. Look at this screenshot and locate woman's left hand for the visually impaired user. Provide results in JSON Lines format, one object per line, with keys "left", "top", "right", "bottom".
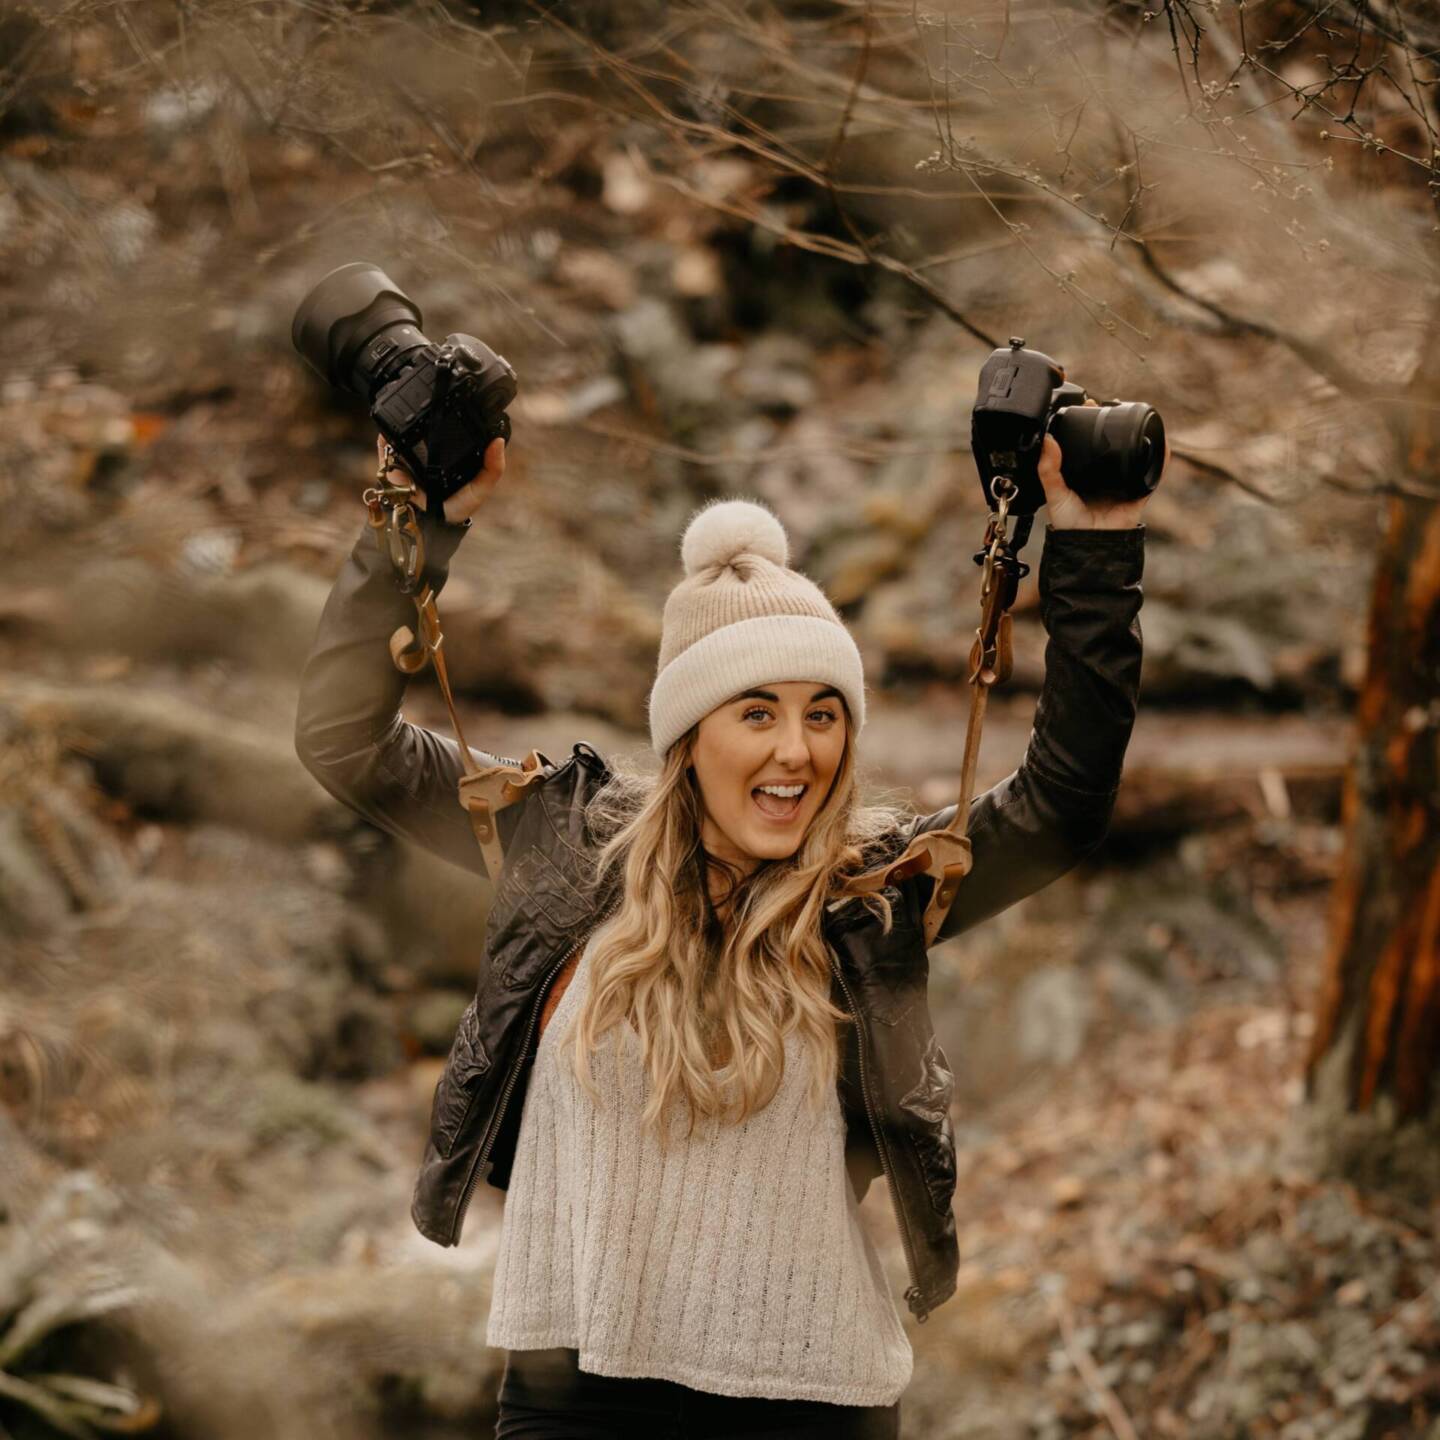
{"left": 1037, "top": 399, "right": 1164, "bottom": 530}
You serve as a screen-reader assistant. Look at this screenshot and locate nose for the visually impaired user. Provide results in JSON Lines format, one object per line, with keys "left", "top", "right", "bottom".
{"left": 771, "top": 719, "right": 812, "bottom": 771}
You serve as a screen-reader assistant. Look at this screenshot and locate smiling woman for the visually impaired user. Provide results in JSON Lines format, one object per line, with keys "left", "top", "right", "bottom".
{"left": 486, "top": 496, "right": 918, "bottom": 1431}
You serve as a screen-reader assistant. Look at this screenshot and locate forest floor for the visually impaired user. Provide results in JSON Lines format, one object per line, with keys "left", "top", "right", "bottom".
{"left": 888, "top": 870, "right": 1440, "bottom": 1440}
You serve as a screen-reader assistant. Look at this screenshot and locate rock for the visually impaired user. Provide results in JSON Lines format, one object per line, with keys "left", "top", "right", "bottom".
{"left": 601, "top": 150, "right": 653, "bottom": 214}
{"left": 1138, "top": 596, "right": 1278, "bottom": 696}
{"left": 815, "top": 528, "right": 913, "bottom": 608}
{"left": 407, "top": 989, "right": 472, "bottom": 1055}
{"left": 1140, "top": 508, "right": 1370, "bottom": 704}
{"left": 7, "top": 557, "right": 332, "bottom": 678}
{"left": 744, "top": 411, "right": 871, "bottom": 547}
{"left": 1, "top": 675, "right": 330, "bottom": 842}
{"left": 1013, "top": 965, "right": 1094, "bottom": 1070}
{"left": 611, "top": 296, "right": 741, "bottom": 427}
{"left": 437, "top": 537, "right": 661, "bottom": 729}
{"left": 1078, "top": 859, "right": 1286, "bottom": 1013}
{"left": 554, "top": 248, "right": 638, "bottom": 311}
{"left": 671, "top": 244, "right": 723, "bottom": 298}
{"left": 0, "top": 1163, "right": 505, "bottom": 1440}
{"left": 144, "top": 79, "right": 222, "bottom": 132}
{"left": 0, "top": 806, "right": 72, "bottom": 938}
{"left": 728, "top": 332, "right": 818, "bottom": 414}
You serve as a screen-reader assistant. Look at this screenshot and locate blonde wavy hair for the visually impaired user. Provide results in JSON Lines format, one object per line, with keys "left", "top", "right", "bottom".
{"left": 561, "top": 706, "right": 915, "bottom": 1148}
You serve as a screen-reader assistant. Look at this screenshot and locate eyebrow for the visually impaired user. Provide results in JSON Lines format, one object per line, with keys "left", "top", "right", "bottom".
{"left": 735, "top": 687, "right": 842, "bottom": 703}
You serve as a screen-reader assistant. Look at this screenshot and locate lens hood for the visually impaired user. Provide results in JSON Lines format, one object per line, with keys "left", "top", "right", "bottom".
{"left": 292, "top": 262, "right": 426, "bottom": 396}
{"left": 1050, "top": 400, "right": 1166, "bottom": 500}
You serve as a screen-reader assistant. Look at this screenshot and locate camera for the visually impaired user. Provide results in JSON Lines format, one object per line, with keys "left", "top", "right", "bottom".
{"left": 970, "top": 337, "right": 1165, "bottom": 517}
{"left": 291, "top": 262, "right": 518, "bottom": 514}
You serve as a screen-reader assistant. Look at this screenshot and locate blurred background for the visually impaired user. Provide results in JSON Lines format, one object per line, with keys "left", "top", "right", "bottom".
{"left": 2, "top": 1, "right": 1438, "bottom": 1436}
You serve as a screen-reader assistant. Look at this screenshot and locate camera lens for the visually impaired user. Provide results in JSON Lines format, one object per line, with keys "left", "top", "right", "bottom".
{"left": 1051, "top": 400, "right": 1166, "bottom": 501}
{"left": 292, "top": 262, "right": 429, "bottom": 398}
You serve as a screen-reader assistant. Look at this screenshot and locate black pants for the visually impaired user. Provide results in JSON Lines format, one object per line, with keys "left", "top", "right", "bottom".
{"left": 495, "top": 1346, "right": 902, "bottom": 1440}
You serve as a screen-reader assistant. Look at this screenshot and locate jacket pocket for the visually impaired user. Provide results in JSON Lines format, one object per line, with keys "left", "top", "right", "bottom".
{"left": 516, "top": 844, "right": 593, "bottom": 927}
{"left": 430, "top": 998, "right": 493, "bottom": 1159}
{"left": 900, "top": 1033, "right": 957, "bottom": 1216}
{"left": 491, "top": 845, "right": 593, "bottom": 989}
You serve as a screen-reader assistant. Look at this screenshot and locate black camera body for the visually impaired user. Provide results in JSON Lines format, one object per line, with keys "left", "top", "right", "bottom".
{"left": 292, "top": 262, "right": 517, "bottom": 513}
{"left": 970, "top": 337, "right": 1165, "bottom": 519}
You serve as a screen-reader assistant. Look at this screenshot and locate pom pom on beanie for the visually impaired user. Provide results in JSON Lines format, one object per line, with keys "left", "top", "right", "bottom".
{"left": 680, "top": 498, "right": 789, "bottom": 575}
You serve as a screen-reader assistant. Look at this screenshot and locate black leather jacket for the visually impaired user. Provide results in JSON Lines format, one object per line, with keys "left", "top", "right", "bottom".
{"left": 294, "top": 504, "right": 1145, "bottom": 1323}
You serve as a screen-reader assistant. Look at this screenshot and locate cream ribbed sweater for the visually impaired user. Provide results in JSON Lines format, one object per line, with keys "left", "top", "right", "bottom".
{"left": 485, "top": 935, "right": 913, "bottom": 1406}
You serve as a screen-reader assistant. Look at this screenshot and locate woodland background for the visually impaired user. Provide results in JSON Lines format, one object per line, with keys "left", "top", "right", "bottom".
{"left": 1, "top": 1, "right": 1438, "bottom": 1437}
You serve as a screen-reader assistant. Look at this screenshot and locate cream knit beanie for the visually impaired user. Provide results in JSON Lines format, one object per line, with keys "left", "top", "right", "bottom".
{"left": 646, "top": 498, "right": 867, "bottom": 758}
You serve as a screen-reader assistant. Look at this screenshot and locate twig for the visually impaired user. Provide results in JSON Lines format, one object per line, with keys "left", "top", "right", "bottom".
{"left": 1045, "top": 1286, "right": 1142, "bottom": 1440}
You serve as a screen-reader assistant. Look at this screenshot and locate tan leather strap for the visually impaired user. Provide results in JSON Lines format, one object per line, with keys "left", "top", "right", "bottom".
{"left": 365, "top": 479, "right": 548, "bottom": 882}
{"left": 833, "top": 494, "right": 1023, "bottom": 946}
{"left": 455, "top": 749, "right": 552, "bottom": 880}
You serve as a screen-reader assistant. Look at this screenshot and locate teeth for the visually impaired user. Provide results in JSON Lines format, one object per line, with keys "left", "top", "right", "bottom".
{"left": 756, "top": 784, "right": 804, "bottom": 798}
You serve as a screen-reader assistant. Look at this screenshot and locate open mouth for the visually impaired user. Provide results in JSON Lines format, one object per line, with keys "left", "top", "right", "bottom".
{"left": 751, "top": 785, "right": 806, "bottom": 821}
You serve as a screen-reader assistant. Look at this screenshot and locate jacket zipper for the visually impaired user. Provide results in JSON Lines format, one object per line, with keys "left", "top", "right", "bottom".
{"left": 829, "top": 953, "right": 930, "bottom": 1324}
{"left": 448, "top": 885, "right": 623, "bottom": 1243}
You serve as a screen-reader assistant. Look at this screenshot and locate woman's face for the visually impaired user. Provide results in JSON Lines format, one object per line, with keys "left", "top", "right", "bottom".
{"left": 687, "top": 680, "right": 848, "bottom": 875}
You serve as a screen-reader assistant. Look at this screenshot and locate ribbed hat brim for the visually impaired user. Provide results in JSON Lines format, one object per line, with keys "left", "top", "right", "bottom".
{"left": 647, "top": 614, "right": 867, "bottom": 757}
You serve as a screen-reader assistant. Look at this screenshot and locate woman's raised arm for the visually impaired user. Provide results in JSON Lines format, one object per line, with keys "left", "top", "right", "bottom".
{"left": 293, "top": 438, "right": 522, "bottom": 881}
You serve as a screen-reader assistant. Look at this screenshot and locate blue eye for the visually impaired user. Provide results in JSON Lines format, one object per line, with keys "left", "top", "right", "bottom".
{"left": 741, "top": 707, "right": 838, "bottom": 724}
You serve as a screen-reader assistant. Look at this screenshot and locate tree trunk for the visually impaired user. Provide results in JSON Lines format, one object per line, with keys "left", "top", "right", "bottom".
{"left": 1302, "top": 463, "right": 1440, "bottom": 1194}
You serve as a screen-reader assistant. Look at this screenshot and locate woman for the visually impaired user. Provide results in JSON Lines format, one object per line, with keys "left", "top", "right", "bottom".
{"left": 295, "top": 427, "right": 1150, "bottom": 1439}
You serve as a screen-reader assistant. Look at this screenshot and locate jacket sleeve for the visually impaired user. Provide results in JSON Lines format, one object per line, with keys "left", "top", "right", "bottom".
{"left": 909, "top": 522, "right": 1145, "bottom": 946}
{"left": 293, "top": 505, "right": 525, "bottom": 882}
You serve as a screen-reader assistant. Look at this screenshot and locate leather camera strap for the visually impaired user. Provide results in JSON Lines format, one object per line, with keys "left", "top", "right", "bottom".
{"left": 832, "top": 482, "right": 1025, "bottom": 945}
{"left": 364, "top": 453, "right": 550, "bottom": 883}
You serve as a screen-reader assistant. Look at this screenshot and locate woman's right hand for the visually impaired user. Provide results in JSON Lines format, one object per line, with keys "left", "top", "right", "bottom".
{"left": 376, "top": 433, "right": 506, "bottom": 525}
